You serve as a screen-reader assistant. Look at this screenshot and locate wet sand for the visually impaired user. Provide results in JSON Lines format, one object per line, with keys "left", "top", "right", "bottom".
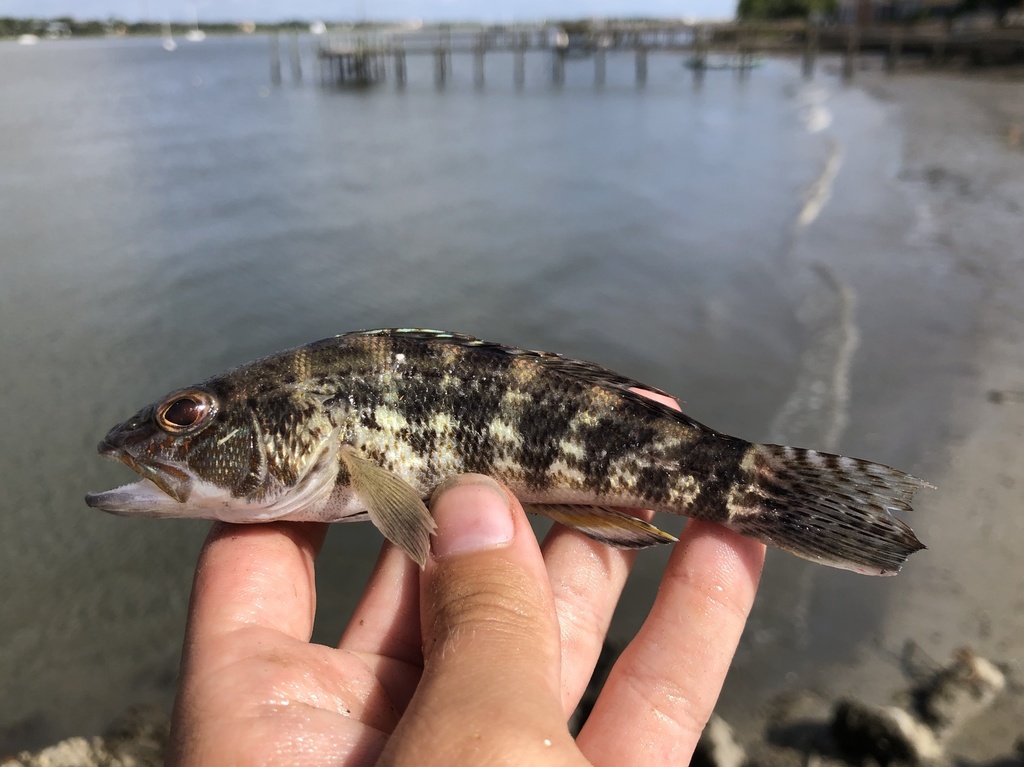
{"left": 815, "top": 70, "right": 1024, "bottom": 760}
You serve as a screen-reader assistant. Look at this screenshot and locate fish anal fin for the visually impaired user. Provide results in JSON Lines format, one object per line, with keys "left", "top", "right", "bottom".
{"left": 527, "top": 504, "right": 677, "bottom": 549}
{"left": 340, "top": 446, "right": 436, "bottom": 568}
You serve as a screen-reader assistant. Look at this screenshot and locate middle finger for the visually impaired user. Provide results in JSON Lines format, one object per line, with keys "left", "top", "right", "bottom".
{"left": 541, "top": 388, "right": 685, "bottom": 716}
{"left": 541, "top": 518, "right": 645, "bottom": 717}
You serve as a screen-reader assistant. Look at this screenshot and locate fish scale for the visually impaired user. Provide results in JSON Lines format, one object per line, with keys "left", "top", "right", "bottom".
{"left": 86, "top": 328, "right": 930, "bottom": 574}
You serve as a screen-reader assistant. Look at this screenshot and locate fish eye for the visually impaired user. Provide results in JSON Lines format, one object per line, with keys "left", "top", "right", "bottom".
{"left": 156, "top": 390, "right": 216, "bottom": 434}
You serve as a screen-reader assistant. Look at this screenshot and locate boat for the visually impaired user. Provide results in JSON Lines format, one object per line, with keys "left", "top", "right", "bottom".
{"left": 185, "top": 4, "right": 206, "bottom": 41}
{"left": 684, "top": 54, "right": 765, "bottom": 71}
{"left": 17, "top": 34, "right": 40, "bottom": 45}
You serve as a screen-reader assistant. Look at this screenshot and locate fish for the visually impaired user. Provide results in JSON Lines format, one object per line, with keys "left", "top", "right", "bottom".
{"left": 85, "top": 328, "right": 929, "bottom": 575}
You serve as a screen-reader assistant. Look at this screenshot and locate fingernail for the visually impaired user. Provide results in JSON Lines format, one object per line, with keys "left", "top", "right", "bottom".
{"left": 430, "top": 475, "right": 513, "bottom": 558}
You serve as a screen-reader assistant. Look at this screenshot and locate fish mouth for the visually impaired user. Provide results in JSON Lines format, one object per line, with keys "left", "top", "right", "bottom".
{"left": 85, "top": 478, "right": 189, "bottom": 517}
{"left": 97, "top": 437, "right": 121, "bottom": 459}
{"left": 86, "top": 442, "right": 195, "bottom": 515}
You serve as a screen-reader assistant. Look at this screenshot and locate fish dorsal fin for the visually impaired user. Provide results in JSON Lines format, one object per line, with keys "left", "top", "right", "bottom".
{"left": 345, "top": 329, "right": 704, "bottom": 429}
{"left": 340, "top": 446, "right": 437, "bottom": 568}
{"left": 526, "top": 504, "right": 678, "bottom": 549}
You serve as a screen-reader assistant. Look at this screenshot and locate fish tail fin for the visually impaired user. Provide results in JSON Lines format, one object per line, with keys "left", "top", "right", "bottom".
{"left": 724, "top": 444, "right": 931, "bottom": 576}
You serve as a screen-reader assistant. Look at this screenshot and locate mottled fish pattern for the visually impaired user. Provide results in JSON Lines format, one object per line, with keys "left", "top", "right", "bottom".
{"left": 86, "top": 329, "right": 929, "bottom": 574}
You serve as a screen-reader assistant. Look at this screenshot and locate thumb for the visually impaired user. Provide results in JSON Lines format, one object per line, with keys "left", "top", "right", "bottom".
{"left": 379, "top": 475, "right": 571, "bottom": 766}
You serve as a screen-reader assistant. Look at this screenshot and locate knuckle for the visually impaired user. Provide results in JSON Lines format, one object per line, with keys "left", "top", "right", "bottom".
{"left": 664, "top": 552, "right": 755, "bottom": 625}
{"left": 622, "top": 656, "right": 710, "bottom": 743}
{"left": 424, "top": 562, "right": 550, "bottom": 656}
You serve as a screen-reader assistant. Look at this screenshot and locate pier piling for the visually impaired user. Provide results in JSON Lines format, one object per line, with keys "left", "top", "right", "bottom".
{"left": 270, "top": 32, "right": 282, "bottom": 85}
{"left": 434, "top": 46, "right": 448, "bottom": 87}
{"left": 691, "top": 25, "right": 709, "bottom": 84}
{"left": 474, "top": 35, "right": 485, "bottom": 87}
{"left": 552, "top": 48, "right": 565, "bottom": 85}
{"left": 842, "top": 25, "right": 860, "bottom": 81}
{"left": 289, "top": 32, "right": 302, "bottom": 83}
{"left": 931, "top": 33, "right": 947, "bottom": 64}
{"left": 394, "top": 45, "right": 406, "bottom": 86}
{"left": 736, "top": 32, "right": 750, "bottom": 81}
{"left": 635, "top": 46, "right": 648, "bottom": 85}
{"left": 514, "top": 35, "right": 526, "bottom": 88}
{"left": 885, "top": 27, "right": 903, "bottom": 73}
{"left": 802, "top": 25, "right": 819, "bottom": 79}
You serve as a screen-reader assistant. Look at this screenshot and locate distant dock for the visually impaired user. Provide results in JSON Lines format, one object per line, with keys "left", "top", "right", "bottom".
{"left": 292, "top": 21, "right": 1024, "bottom": 88}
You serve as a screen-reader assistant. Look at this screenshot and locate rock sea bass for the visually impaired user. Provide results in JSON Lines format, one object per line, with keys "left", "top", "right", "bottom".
{"left": 86, "top": 329, "right": 928, "bottom": 575}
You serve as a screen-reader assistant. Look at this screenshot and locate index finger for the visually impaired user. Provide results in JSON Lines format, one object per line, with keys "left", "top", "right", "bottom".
{"left": 183, "top": 521, "right": 328, "bottom": 645}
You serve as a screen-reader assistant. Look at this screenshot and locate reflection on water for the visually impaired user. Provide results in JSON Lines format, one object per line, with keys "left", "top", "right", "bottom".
{"left": 0, "top": 35, "right": 968, "bottom": 749}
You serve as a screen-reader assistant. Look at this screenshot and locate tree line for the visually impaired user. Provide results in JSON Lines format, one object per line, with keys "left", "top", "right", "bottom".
{"left": 0, "top": 17, "right": 311, "bottom": 39}
{"left": 737, "top": 0, "right": 1021, "bottom": 21}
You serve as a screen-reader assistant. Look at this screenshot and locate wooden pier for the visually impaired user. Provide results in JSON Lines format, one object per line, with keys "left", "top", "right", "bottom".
{"left": 308, "top": 22, "right": 1024, "bottom": 89}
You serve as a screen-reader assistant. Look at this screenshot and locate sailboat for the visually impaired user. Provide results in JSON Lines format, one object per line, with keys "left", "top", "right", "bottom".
{"left": 162, "top": 20, "right": 178, "bottom": 51}
{"left": 185, "top": 4, "right": 206, "bottom": 41}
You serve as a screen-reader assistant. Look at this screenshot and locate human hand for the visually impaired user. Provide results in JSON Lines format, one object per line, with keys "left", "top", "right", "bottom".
{"left": 374, "top": 476, "right": 764, "bottom": 766}
{"left": 167, "top": 415, "right": 765, "bottom": 766}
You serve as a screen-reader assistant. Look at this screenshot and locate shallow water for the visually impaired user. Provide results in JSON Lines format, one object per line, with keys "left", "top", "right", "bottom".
{"left": 0, "top": 35, "right": 971, "bottom": 747}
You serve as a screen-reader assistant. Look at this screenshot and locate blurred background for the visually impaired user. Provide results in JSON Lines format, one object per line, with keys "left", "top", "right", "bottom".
{"left": 1, "top": 1, "right": 1022, "bottom": 757}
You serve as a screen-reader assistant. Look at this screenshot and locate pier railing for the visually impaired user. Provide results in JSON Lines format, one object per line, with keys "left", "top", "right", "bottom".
{"left": 290, "top": 21, "right": 1024, "bottom": 88}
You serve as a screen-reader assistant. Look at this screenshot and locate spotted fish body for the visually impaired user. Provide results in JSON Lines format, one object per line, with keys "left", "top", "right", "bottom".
{"left": 86, "top": 329, "right": 928, "bottom": 574}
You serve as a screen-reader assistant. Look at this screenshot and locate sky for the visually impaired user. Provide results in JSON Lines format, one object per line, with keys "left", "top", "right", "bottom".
{"left": 0, "top": 0, "right": 739, "bottom": 24}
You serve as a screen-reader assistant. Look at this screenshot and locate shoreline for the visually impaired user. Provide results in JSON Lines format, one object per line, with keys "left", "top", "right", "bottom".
{"left": 884, "top": 69, "right": 1024, "bottom": 759}
{"left": 792, "top": 68, "right": 1024, "bottom": 762}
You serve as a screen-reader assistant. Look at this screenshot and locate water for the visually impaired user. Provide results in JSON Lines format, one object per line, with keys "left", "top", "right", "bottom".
{"left": 0, "top": 35, "right": 973, "bottom": 749}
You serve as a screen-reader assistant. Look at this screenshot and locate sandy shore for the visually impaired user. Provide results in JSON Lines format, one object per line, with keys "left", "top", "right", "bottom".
{"left": 813, "top": 69, "right": 1024, "bottom": 762}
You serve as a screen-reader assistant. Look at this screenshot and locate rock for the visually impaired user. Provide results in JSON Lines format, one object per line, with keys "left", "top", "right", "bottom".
{"left": 739, "top": 690, "right": 837, "bottom": 767}
{"left": 764, "top": 689, "right": 835, "bottom": 754}
{"left": 0, "top": 714, "right": 48, "bottom": 759}
{"left": 828, "top": 647, "right": 1009, "bottom": 767}
{"left": 100, "top": 704, "right": 168, "bottom": 764}
{"left": 1, "top": 736, "right": 106, "bottom": 767}
{"left": 743, "top": 743, "right": 808, "bottom": 767}
{"left": 692, "top": 714, "right": 746, "bottom": 767}
{"left": 0, "top": 705, "right": 168, "bottom": 767}
{"left": 910, "top": 647, "right": 1006, "bottom": 739}
{"left": 831, "top": 698, "right": 942, "bottom": 766}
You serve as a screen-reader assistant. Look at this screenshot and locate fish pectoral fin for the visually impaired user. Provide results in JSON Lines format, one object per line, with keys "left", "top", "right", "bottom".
{"left": 526, "top": 504, "right": 677, "bottom": 549}
{"left": 340, "top": 446, "right": 436, "bottom": 568}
